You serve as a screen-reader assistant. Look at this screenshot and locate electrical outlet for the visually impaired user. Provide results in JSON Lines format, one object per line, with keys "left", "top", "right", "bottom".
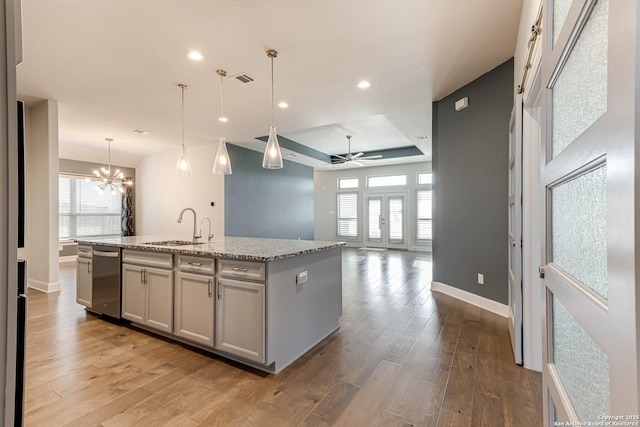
{"left": 478, "top": 273, "right": 484, "bottom": 285}
{"left": 296, "top": 271, "right": 308, "bottom": 285}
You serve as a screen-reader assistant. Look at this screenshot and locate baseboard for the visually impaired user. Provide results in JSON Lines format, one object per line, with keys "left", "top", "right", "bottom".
{"left": 59, "top": 255, "right": 77, "bottom": 265}
{"left": 430, "top": 281, "right": 509, "bottom": 318}
{"left": 28, "top": 278, "right": 61, "bottom": 293}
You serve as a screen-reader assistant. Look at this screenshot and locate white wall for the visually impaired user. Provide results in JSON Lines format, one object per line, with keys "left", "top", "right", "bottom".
{"left": 23, "top": 99, "right": 60, "bottom": 292}
{"left": 314, "top": 161, "right": 431, "bottom": 251}
{"left": 135, "top": 142, "right": 225, "bottom": 241}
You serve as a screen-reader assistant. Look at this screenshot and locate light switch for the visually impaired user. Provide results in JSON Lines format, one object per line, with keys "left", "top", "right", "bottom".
{"left": 478, "top": 273, "right": 484, "bottom": 285}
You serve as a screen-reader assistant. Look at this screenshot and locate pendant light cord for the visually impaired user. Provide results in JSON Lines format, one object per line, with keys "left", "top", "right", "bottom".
{"left": 220, "top": 73, "right": 225, "bottom": 138}
{"left": 271, "top": 54, "right": 275, "bottom": 126}
{"left": 181, "top": 85, "right": 185, "bottom": 149}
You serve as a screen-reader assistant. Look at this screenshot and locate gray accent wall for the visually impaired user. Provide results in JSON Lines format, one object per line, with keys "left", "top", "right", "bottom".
{"left": 224, "top": 144, "right": 314, "bottom": 240}
{"left": 432, "top": 58, "right": 513, "bottom": 305}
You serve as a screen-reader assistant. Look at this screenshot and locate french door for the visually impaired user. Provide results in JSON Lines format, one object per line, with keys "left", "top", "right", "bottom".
{"left": 541, "top": 0, "right": 639, "bottom": 424}
{"left": 365, "top": 193, "right": 406, "bottom": 249}
{"left": 508, "top": 95, "right": 523, "bottom": 366}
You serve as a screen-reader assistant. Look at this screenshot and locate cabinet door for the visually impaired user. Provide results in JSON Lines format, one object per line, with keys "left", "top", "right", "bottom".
{"left": 175, "top": 272, "right": 214, "bottom": 346}
{"left": 122, "top": 263, "right": 145, "bottom": 323}
{"left": 146, "top": 266, "right": 173, "bottom": 333}
{"left": 215, "top": 278, "right": 265, "bottom": 363}
{"left": 76, "top": 258, "right": 92, "bottom": 307}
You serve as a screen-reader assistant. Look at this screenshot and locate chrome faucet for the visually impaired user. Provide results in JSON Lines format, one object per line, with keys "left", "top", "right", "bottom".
{"left": 177, "top": 208, "right": 201, "bottom": 243}
{"left": 200, "top": 217, "right": 214, "bottom": 243}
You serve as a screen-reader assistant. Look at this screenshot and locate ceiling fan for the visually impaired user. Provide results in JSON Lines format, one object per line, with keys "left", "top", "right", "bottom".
{"left": 333, "top": 135, "right": 382, "bottom": 167}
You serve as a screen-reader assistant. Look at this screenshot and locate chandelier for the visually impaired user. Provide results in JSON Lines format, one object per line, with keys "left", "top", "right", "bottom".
{"left": 93, "top": 137, "right": 132, "bottom": 195}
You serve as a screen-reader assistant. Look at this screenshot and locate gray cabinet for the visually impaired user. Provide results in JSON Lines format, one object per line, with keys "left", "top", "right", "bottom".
{"left": 215, "top": 276, "right": 265, "bottom": 363}
{"left": 174, "top": 255, "right": 214, "bottom": 347}
{"left": 121, "top": 250, "right": 173, "bottom": 333}
{"left": 76, "top": 256, "right": 92, "bottom": 308}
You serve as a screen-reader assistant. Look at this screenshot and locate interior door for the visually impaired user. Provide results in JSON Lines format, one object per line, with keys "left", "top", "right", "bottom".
{"left": 365, "top": 193, "right": 406, "bottom": 249}
{"left": 508, "top": 94, "right": 524, "bottom": 366}
{"left": 541, "top": 0, "right": 639, "bottom": 423}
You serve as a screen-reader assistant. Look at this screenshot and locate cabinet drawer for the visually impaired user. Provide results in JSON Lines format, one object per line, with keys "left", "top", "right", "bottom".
{"left": 177, "top": 255, "right": 215, "bottom": 275}
{"left": 218, "top": 259, "right": 265, "bottom": 282}
{"left": 77, "top": 245, "right": 93, "bottom": 259}
{"left": 123, "top": 250, "right": 173, "bottom": 269}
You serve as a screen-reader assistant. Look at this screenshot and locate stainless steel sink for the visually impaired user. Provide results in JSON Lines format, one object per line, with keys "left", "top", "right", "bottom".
{"left": 141, "top": 240, "right": 202, "bottom": 246}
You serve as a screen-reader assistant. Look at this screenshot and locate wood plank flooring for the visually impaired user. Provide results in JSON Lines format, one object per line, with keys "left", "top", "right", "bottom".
{"left": 24, "top": 249, "right": 542, "bottom": 426}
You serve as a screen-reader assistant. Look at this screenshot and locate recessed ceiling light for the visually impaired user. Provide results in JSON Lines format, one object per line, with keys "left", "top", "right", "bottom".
{"left": 357, "top": 80, "right": 371, "bottom": 89}
{"left": 218, "top": 116, "right": 228, "bottom": 123}
{"left": 278, "top": 102, "right": 289, "bottom": 109}
{"left": 187, "top": 51, "right": 204, "bottom": 61}
{"left": 133, "top": 129, "right": 150, "bottom": 135}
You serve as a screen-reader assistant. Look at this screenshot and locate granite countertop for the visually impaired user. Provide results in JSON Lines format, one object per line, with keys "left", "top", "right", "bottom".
{"left": 75, "top": 235, "right": 346, "bottom": 261}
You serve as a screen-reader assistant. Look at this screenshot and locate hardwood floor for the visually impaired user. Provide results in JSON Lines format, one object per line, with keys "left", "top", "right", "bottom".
{"left": 24, "top": 249, "right": 542, "bottom": 426}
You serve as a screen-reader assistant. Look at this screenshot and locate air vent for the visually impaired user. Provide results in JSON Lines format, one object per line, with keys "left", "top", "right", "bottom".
{"left": 415, "top": 136, "right": 430, "bottom": 141}
{"left": 232, "top": 73, "right": 255, "bottom": 84}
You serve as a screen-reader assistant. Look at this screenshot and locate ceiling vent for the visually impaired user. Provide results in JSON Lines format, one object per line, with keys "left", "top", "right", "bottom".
{"left": 232, "top": 73, "right": 255, "bottom": 84}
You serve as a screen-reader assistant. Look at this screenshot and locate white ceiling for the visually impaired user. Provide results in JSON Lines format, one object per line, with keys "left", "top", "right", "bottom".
{"left": 17, "top": 0, "right": 523, "bottom": 169}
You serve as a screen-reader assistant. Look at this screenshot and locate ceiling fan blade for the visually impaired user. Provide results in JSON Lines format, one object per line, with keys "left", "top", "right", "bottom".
{"left": 352, "top": 152, "right": 365, "bottom": 159}
{"left": 358, "top": 155, "right": 383, "bottom": 160}
{"left": 334, "top": 155, "right": 349, "bottom": 160}
{"left": 352, "top": 160, "right": 364, "bottom": 167}
{"left": 338, "top": 160, "right": 349, "bottom": 167}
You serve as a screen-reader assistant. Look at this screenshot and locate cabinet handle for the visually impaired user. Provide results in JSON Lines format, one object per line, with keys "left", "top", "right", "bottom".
{"left": 87, "top": 261, "right": 91, "bottom": 274}
{"left": 208, "top": 279, "right": 213, "bottom": 298}
{"left": 145, "top": 270, "right": 149, "bottom": 285}
{"left": 140, "top": 269, "right": 144, "bottom": 284}
{"left": 217, "top": 282, "right": 222, "bottom": 300}
{"left": 231, "top": 267, "right": 248, "bottom": 272}
{"left": 189, "top": 262, "right": 202, "bottom": 267}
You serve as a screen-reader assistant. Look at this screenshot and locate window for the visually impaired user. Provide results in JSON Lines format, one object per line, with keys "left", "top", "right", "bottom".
{"left": 337, "top": 193, "right": 358, "bottom": 238}
{"left": 417, "top": 173, "right": 433, "bottom": 185}
{"left": 416, "top": 190, "right": 432, "bottom": 240}
{"left": 338, "top": 178, "right": 359, "bottom": 189}
{"left": 367, "top": 174, "right": 407, "bottom": 188}
{"left": 59, "top": 175, "right": 122, "bottom": 240}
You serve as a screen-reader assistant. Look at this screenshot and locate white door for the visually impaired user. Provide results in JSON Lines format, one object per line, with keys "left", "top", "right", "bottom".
{"left": 174, "top": 271, "right": 214, "bottom": 347}
{"left": 145, "top": 266, "right": 173, "bottom": 333}
{"left": 365, "top": 193, "right": 406, "bottom": 249}
{"left": 508, "top": 95, "right": 524, "bottom": 365}
{"left": 216, "top": 278, "right": 265, "bottom": 363}
{"left": 121, "top": 263, "right": 145, "bottom": 323}
{"left": 541, "top": 0, "right": 639, "bottom": 423}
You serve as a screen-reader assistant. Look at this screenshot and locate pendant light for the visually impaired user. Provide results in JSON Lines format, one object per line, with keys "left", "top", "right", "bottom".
{"left": 176, "top": 83, "right": 192, "bottom": 177}
{"left": 262, "top": 49, "right": 283, "bottom": 169}
{"left": 93, "top": 138, "right": 133, "bottom": 195}
{"left": 212, "top": 70, "right": 232, "bottom": 175}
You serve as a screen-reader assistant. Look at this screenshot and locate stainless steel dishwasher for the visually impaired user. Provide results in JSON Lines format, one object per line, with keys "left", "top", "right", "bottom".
{"left": 92, "top": 246, "right": 121, "bottom": 318}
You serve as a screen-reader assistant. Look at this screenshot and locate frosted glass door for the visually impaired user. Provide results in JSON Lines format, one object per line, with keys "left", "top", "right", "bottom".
{"left": 541, "top": 0, "right": 639, "bottom": 424}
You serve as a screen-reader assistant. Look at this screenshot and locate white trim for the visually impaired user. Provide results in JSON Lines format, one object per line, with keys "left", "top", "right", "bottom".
{"left": 408, "top": 245, "right": 431, "bottom": 252}
{"left": 430, "top": 281, "right": 509, "bottom": 318}
{"left": 59, "top": 255, "right": 77, "bottom": 265}
{"left": 28, "top": 278, "right": 61, "bottom": 293}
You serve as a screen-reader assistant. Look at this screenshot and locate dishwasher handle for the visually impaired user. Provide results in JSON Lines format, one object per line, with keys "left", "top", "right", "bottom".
{"left": 93, "top": 250, "right": 120, "bottom": 258}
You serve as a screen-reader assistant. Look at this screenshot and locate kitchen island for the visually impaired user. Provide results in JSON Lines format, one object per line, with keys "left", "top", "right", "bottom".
{"left": 75, "top": 236, "right": 344, "bottom": 374}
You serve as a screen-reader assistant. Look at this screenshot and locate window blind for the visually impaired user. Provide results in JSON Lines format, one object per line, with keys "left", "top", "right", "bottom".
{"left": 417, "top": 190, "right": 432, "bottom": 240}
{"left": 337, "top": 193, "right": 358, "bottom": 238}
{"left": 59, "top": 175, "right": 122, "bottom": 239}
